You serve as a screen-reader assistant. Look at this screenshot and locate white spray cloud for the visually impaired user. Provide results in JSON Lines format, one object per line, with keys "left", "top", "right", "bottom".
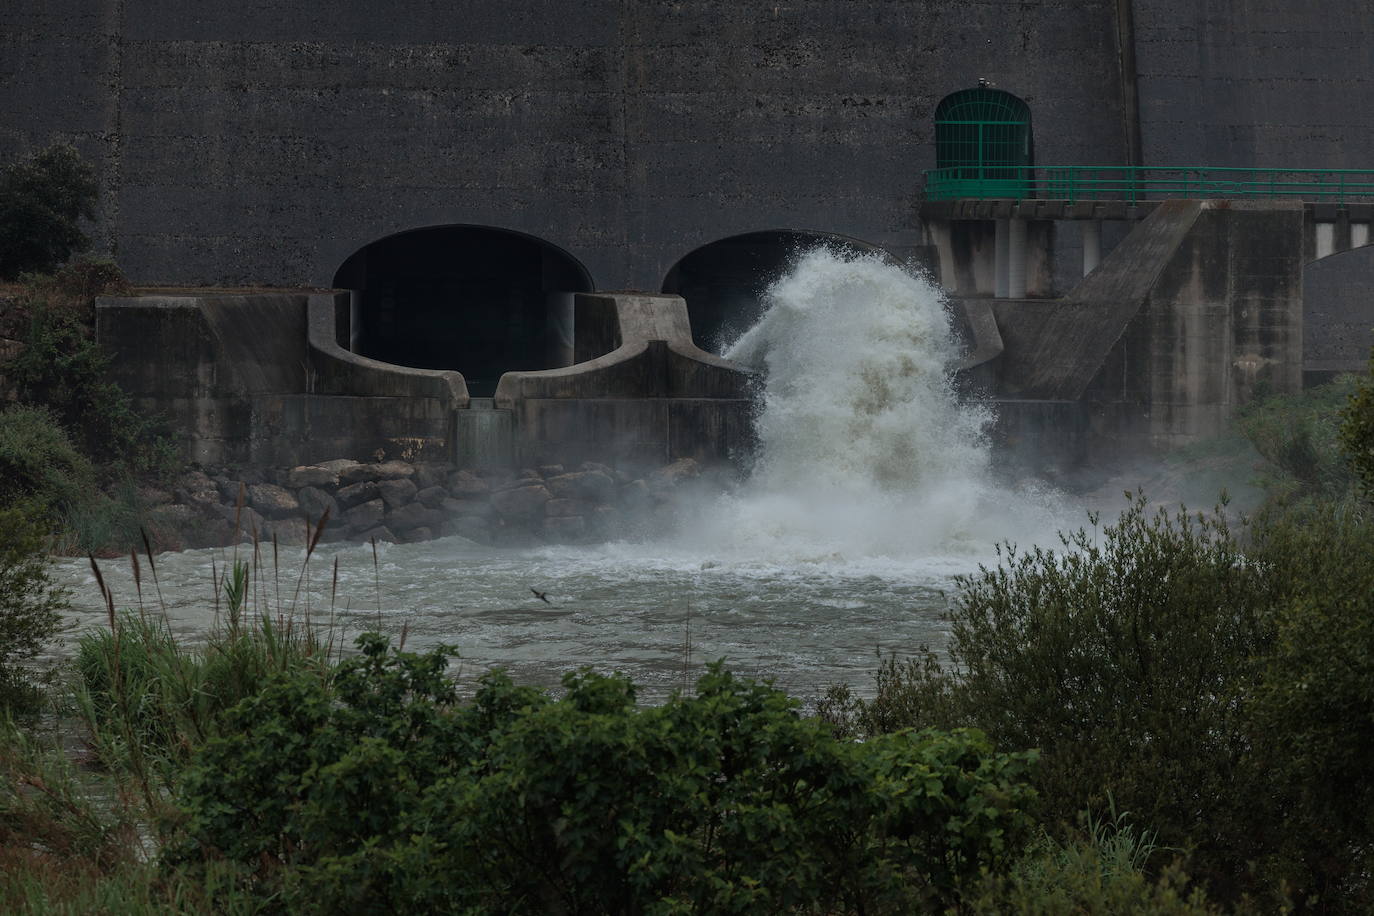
{"left": 668, "top": 246, "right": 1065, "bottom": 566}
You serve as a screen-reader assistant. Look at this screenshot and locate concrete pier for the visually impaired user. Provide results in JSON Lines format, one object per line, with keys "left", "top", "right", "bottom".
{"left": 1007, "top": 219, "right": 1028, "bottom": 299}
{"left": 994, "top": 219, "right": 1010, "bottom": 298}
{"left": 1082, "top": 220, "right": 1102, "bottom": 276}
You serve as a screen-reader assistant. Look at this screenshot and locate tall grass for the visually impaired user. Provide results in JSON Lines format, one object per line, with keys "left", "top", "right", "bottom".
{"left": 1, "top": 521, "right": 359, "bottom": 913}
{"left": 74, "top": 554, "right": 337, "bottom": 792}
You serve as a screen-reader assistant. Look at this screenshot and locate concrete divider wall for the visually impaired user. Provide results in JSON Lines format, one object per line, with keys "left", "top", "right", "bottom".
{"left": 496, "top": 293, "right": 756, "bottom": 469}
{"left": 97, "top": 292, "right": 467, "bottom": 467}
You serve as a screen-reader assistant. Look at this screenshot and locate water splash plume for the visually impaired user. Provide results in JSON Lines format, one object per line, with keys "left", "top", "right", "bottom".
{"left": 673, "top": 246, "right": 1060, "bottom": 564}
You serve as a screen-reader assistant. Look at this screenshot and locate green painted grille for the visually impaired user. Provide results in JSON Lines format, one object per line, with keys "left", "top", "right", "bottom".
{"left": 934, "top": 88, "right": 1034, "bottom": 198}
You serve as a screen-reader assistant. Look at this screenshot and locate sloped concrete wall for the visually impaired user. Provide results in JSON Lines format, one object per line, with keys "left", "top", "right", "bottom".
{"left": 978, "top": 202, "right": 1305, "bottom": 460}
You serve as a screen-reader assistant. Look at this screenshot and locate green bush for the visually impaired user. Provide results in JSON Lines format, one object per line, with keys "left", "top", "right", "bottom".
{"left": 0, "top": 404, "right": 97, "bottom": 521}
{"left": 10, "top": 273, "right": 173, "bottom": 476}
{"left": 834, "top": 493, "right": 1374, "bottom": 911}
{"left": 1339, "top": 349, "right": 1374, "bottom": 498}
{"left": 1244, "top": 505, "right": 1374, "bottom": 910}
{"left": 170, "top": 637, "right": 1038, "bottom": 914}
{"left": 943, "top": 498, "right": 1276, "bottom": 898}
{"left": 0, "top": 505, "right": 68, "bottom": 709}
{"left": 0, "top": 403, "right": 145, "bottom": 553}
{"left": 0, "top": 144, "right": 99, "bottom": 279}
{"left": 1236, "top": 376, "right": 1362, "bottom": 505}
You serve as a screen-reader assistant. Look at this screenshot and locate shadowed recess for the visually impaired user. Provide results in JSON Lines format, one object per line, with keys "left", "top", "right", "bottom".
{"left": 662, "top": 230, "right": 878, "bottom": 354}
{"left": 333, "top": 226, "right": 593, "bottom": 396}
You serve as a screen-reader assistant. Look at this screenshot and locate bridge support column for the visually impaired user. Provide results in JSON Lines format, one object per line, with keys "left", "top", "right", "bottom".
{"left": 1082, "top": 220, "right": 1102, "bottom": 276}
{"left": 994, "top": 219, "right": 1010, "bottom": 298}
{"left": 1008, "top": 218, "right": 1028, "bottom": 299}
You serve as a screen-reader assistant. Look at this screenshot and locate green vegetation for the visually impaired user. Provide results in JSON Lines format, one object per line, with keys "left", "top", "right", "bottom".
{"left": 0, "top": 257, "right": 176, "bottom": 552}
{"left": 1235, "top": 374, "right": 1363, "bottom": 505}
{"left": 1339, "top": 349, "right": 1374, "bottom": 496}
{"left": 9, "top": 262, "right": 172, "bottom": 476}
{"left": 825, "top": 495, "right": 1374, "bottom": 912}
{"left": 0, "top": 143, "right": 99, "bottom": 280}
{"left": 0, "top": 506, "right": 67, "bottom": 710}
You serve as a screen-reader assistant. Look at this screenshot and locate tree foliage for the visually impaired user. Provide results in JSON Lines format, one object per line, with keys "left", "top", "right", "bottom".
{"left": 1339, "top": 348, "right": 1374, "bottom": 497}
{"left": 0, "top": 144, "right": 99, "bottom": 279}
{"left": 170, "top": 635, "right": 1037, "bottom": 914}
{"left": 0, "top": 505, "right": 68, "bottom": 709}
{"left": 830, "top": 493, "right": 1374, "bottom": 912}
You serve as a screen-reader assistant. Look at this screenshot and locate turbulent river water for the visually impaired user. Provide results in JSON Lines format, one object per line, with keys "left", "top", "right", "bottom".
{"left": 54, "top": 248, "right": 1071, "bottom": 701}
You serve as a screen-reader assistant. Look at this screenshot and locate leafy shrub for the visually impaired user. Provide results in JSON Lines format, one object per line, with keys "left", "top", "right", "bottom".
{"left": 942, "top": 497, "right": 1278, "bottom": 898}
{"left": 1339, "top": 349, "right": 1374, "bottom": 498}
{"left": 0, "top": 403, "right": 145, "bottom": 552}
{"left": 9, "top": 265, "right": 173, "bottom": 475}
{"left": 834, "top": 492, "right": 1374, "bottom": 912}
{"left": 1244, "top": 505, "right": 1374, "bottom": 910}
{"left": 1236, "top": 375, "right": 1362, "bottom": 505}
{"left": 170, "top": 637, "right": 1038, "bottom": 914}
{"left": 0, "top": 506, "right": 68, "bottom": 709}
{"left": 0, "top": 404, "right": 97, "bottom": 520}
{"left": 0, "top": 144, "right": 99, "bottom": 279}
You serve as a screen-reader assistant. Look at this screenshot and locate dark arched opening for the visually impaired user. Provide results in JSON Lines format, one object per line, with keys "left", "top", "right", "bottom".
{"left": 333, "top": 226, "right": 593, "bottom": 396}
{"left": 934, "top": 86, "right": 1033, "bottom": 198}
{"left": 661, "top": 230, "right": 878, "bottom": 354}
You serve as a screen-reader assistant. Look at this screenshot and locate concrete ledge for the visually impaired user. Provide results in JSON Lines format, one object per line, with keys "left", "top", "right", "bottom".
{"left": 952, "top": 298, "right": 1005, "bottom": 371}
{"left": 305, "top": 293, "right": 467, "bottom": 407}
{"left": 494, "top": 293, "right": 753, "bottom": 405}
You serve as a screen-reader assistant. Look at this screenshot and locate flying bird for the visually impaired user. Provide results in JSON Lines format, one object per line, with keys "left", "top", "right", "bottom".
{"left": 530, "top": 587, "right": 552, "bottom": 604}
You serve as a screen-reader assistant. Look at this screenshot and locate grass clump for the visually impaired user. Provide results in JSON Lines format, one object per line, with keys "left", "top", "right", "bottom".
{"left": 1338, "top": 348, "right": 1374, "bottom": 498}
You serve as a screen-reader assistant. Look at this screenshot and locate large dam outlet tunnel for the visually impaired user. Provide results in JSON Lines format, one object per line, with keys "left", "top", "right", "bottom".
{"left": 333, "top": 227, "right": 593, "bottom": 396}
{"left": 662, "top": 231, "right": 878, "bottom": 354}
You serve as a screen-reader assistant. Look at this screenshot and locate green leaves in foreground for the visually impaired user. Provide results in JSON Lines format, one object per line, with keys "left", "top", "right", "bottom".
{"left": 171, "top": 635, "right": 1036, "bottom": 914}
{"left": 0, "top": 505, "right": 68, "bottom": 709}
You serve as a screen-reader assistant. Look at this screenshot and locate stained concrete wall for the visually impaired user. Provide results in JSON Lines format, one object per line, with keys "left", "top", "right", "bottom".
{"left": 971, "top": 202, "right": 1305, "bottom": 460}
{"left": 95, "top": 293, "right": 462, "bottom": 467}
{"left": 4, "top": 0, "right": 1127, "bottom": 290}
{"left": 1133, "top": 0, "right": 1374, "bottom": 373}
{"left": 1073, "top": 202, "right": 1306, "bottom": 449}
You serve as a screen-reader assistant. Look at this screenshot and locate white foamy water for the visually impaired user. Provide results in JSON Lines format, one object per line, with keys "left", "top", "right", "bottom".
{"left": 54, "top": 248, "right": 1069, "bottom": 700}
{"left": 676, "top": 246, "right": 1064, "bottom": 564}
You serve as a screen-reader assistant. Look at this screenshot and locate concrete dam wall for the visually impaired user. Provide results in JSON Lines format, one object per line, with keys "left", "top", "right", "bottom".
{"left": 8, "top": 0, "right": 1374, "bottom": 472}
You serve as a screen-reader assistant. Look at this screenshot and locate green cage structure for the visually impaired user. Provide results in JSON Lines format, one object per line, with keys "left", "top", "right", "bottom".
{"left": 932, "top": 87, "right": 1033, "bottom": 199}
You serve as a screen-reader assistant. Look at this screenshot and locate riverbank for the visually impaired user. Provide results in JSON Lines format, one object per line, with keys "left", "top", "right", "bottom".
{"left": 138, "top": 455, "right": 719, "bottom": 553}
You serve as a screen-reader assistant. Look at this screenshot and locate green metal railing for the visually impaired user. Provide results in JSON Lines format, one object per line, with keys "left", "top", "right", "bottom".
{"left": 923, "top": 166, "right": 1374, "bottom": 205}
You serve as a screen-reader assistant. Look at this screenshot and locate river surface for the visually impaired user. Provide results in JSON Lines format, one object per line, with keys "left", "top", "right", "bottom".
{"left": 54, "top": 535, "right": 1004, "bottom": 703}
{"left": 52, "top": 247, "right": 1075, "bottom": 701}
